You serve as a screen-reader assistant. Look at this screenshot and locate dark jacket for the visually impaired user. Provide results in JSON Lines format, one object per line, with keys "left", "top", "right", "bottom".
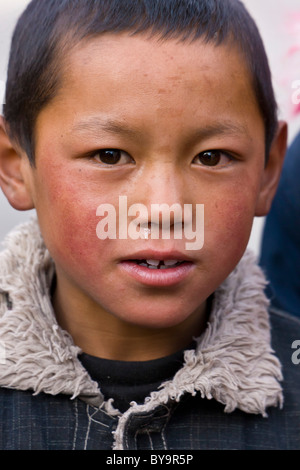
{"left": 260, "top": 131, "right": 300, "bottom": 317}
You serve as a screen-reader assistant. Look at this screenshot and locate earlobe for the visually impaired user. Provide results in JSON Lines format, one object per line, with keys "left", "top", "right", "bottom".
{"left": 255, "top": 121, "right": 288, "bottom": 217}
{"left": 0, "top": 116, "right": 34, "bottom": 211}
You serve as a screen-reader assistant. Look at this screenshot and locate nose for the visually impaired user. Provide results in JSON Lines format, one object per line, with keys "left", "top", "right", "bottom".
{"left": 127, "top": 163, "right": 188, "bottom": 236}
{"left": 143, "top": 161, "right": 185, "bottom": 203}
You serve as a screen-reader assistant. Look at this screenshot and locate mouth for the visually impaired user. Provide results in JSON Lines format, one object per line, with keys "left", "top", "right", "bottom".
{"left": 132, "top": 259, "right": 186, "bottom": 269}
{"left": 118, "top": 252, "right": 195, "bottom": 287}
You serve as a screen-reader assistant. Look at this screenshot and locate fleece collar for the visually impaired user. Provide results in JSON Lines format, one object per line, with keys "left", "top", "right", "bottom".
{"left": 0, "top": 217, "right": 283, "bottom": 425}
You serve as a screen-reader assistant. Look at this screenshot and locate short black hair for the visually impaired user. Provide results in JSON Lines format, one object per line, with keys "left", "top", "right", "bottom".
{"left": 4, "top": 0, "right": 278, "bottom": 165}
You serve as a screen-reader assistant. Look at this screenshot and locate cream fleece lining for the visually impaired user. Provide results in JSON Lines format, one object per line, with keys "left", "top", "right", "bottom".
{"left": 0, "top": 217, "right": 283, "bottom": 444}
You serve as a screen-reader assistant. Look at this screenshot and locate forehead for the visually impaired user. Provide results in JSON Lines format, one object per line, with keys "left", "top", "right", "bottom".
{"left": 62, "top": 33, "right": 252, "bottom": 92}
{"left": 60, "top": 33, "right": 249, "bottom": 85}
{"left": 38, "top": 33, "right": 263, "bottom": 144}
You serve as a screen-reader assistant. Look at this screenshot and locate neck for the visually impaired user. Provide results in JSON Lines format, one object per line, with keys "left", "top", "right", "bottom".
{"left": 52, "top": 271, "right": 208, "bottom": 362}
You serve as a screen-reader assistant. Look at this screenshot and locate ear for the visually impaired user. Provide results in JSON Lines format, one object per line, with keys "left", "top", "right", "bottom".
{"left": 255, "top": 120, "right": 288, "bottom": 217}
{"left": 0, "top": 116, "right": 34, "bottom": 211}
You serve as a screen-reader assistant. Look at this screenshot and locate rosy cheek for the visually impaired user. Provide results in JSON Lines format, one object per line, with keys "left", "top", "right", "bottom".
{"left": 54, "top": 209, "right": 100, "bottom": 265}
{"left": 36, "top": 187, "right": 99, "bottom": 271}
{"left": 206, "top": 195, "right": 255, "bottom": 263}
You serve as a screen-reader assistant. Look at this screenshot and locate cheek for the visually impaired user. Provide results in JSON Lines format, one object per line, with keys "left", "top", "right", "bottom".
{"left": 34, "top": 169, "right": 105, "bottom": 273}
{"left": 204, "top": 190, "right": 256, "bottom": 267}
{"left": 41, "top": 205, "right": 101, "bottom": 279}
{"left": 59, "top": 212, "right": 99, "bottom": 261}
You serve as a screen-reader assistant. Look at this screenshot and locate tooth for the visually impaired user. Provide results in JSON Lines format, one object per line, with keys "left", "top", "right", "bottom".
{"left": 146, "top": 259, "right": 160, "bottom": 266}
{"left": 139, "top": 262, "right": 149, "bottom": 267}
{"left": 164, "top": 260, "right": 179, "bottom": 266}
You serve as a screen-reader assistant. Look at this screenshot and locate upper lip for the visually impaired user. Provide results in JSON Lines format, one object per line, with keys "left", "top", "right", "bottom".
{"left": 120, "top": 249, "right": 195, "bottom": 262}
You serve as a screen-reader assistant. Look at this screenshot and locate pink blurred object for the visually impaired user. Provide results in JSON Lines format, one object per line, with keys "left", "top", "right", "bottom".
{"left": 295, "top": 102, "right": 300, "bottom": 115}
{"left": 285, "top": 12, "right": 300, "bottom": 116}
{"left": 287, "top": 45, "right": 300, "bottom": 56}
{"left": 287, "top": 11, "right": 300, "bottom": 34}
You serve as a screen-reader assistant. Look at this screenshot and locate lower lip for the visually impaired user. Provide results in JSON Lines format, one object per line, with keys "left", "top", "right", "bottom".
{"left": 119, "top": 261, "right": 195, "bottom": 287}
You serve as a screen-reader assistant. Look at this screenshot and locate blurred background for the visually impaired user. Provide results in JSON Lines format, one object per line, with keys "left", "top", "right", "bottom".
{"left": 0, "top": 0, "right": 300, "bottom": 254}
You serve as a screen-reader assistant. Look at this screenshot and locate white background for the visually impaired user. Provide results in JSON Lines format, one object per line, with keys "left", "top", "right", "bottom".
{"left": 0, "top": 0, "right": 300, "bottom": 254}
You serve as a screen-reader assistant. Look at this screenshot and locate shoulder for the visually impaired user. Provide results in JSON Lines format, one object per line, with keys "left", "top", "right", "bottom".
{"left": 269, "top": 307, "right": 300, "bottom": 410}
{"left": 269, "top": 307, "right": 300, "bottom": 362}
{"left": 269, "top": 307, "right": 300, "bottom": 340}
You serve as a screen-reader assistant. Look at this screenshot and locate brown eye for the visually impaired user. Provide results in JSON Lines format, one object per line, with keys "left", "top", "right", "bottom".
{"left": 194, "top": 150, "right": 232, "bottom": 167}
{"left": 92, "top": 149, "right": 134, "bottom": 166}
{"left": 98, "top": 149, "right": 122, "bottom": 164}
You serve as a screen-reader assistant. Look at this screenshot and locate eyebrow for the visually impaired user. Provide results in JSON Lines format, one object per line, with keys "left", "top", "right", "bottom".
{"left": 72, "top": 117, "right": 143, "bottom": 139}
{"left": 190, "top": 121, "right": 251, "bottom": 141}
{"left": 72, "top": 117, "right": 250, "bottom": 141}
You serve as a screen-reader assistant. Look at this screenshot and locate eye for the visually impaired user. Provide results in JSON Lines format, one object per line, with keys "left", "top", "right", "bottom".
{"left": 92, "top": 149, "right": 133, "bottom": 166}
{"left": 192, "top": 150, "right": 234, "bottom": 168}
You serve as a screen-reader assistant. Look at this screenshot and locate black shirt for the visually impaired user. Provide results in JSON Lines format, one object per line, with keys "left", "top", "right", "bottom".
{"left": 79, "top": 344, "right": 195, "bottom": 412}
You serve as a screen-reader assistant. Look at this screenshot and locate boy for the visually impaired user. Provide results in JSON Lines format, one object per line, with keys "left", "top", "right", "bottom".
{"left": 0, "top": 0, "right": 299, "bottom": 451}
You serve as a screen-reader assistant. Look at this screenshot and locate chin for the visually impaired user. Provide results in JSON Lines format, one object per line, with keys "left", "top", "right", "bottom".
{"left": 114, "top": 302, "right": 201, "bottom": 331}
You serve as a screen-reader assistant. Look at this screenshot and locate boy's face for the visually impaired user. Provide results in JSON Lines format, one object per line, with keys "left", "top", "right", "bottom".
{"left": 20, "top": 34, "right": 278, "bottom": 331}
